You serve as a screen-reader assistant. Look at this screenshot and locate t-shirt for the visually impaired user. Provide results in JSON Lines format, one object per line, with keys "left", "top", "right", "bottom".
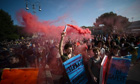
{"left": 61, "top": 53, "right": 75, "bottom": 62}
{"left": 61, "top": 53, "right": 69, "bottom": 62}
{"left": 89, "top": 56, "right": 102, "bottom": 78}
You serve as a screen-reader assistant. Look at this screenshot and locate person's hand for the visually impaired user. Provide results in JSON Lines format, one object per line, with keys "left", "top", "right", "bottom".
{"left": 92, "top": 75, "right": 97, "bottom": 82}
{"left": 92, "top": 76, "right": 97, "bottom": 82}
{"left": 61, "top": 31, "right": 66, "bottom": 37}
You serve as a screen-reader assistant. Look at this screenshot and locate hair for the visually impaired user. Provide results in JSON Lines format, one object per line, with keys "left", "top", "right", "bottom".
{"left": 93, "top": 47, "right": 99, "bottom": 52}
{"left": 64, "top": 42, "right": 72, "bottom": 50}
{"left": 120, "top": 38, "right": 126, "bottom": 43}
{"left": 87, "top": 45, "right": 91, "bottom": 51}
{"left": 112, "top": 45, "right": 120, "bottom": 50}
{"left": 97, "top": 40, "right": 103, "bottom": 45}
{"left": 124, "top": 42, "right": 130, "bottom": 47}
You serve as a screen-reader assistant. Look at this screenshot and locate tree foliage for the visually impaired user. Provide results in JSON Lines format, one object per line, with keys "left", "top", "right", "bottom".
{"left": 0, "top": 9, "right": 24, "bottom": 41}
{"left": 94, "top": 12, "right": 130, "bottom": 34}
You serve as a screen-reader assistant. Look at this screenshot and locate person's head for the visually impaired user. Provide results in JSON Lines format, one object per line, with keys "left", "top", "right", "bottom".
{"left": 97, "top": 40, "right": 103, "bottom": 48}
{"left": 64, "top": 43, "right": 73, "bottom": 54}
{"left": 87, "top": 45, "right": 92, "bottom": 51}
{"left": 111, "top": 40, "right": 117, "bottom": 46}
{"left": 93, "top": 47, "right": 100, "bottom": 57}
{"left": 137, "top": 37, "right": 140, "bottom": 43}
{"left": 9, "top": 48, "right": 13, "bottom": 52}
{"left": 124, "top": 42, "right": 130, "bottom": 48}
{"left": 102, "top": 41, "right": 106, "bottom": 48}
{"left": 130, "top": 37, "right": 136, "bottom": 43}
{"left": 79, "top": 40, "right": 83, "bottom": 45}
{"left": 112, "top": 45, "right": 120, "bottom": 55}
{"left": 83, "top": 39, "right": 87, "bottom": 44}
{"left": 32, "top": 43, "right": 36, "bottom": 48}
{"left": 9, "top": 56, "right": 19, "bottom": 64}
{"left": 120, "top": 38, "right": 126, "bottom": 44}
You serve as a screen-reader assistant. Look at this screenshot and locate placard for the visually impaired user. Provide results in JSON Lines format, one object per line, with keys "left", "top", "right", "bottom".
{"left": 63, "top": 54, "right": 88, "bottom": 84}
{"left": 106, "top": 57, "right": 131, "bottom": 84}
{"left": 100, "top": 55, "right": 108, "bottom": 84}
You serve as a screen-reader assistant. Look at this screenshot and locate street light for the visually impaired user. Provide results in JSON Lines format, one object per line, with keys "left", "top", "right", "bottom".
{"left": 131, "top": 17, "right": 134, "bottom": 22}
{"left": 26, "top": 4, "right": 29, "bottom": 10}
{"left": 39, "top": 6, "right": 41, "bottom": 11}
{"left": 25, "top": 0, "right": 42, "bottom": 13}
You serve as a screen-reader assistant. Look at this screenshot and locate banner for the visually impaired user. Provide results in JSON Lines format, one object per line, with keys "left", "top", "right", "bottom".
{"left": 100, "top": 55, "right": 108, "bottom": 84}
{"left": 106, "top": 57, "right": 131, "bottom": 84}
{"left": 63, "top": 54, "right": 88, "bottom": 84}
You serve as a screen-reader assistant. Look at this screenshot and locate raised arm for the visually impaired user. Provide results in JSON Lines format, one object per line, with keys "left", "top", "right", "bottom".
{"left": 59, "top": 31, "right": 66, "bottom": 56}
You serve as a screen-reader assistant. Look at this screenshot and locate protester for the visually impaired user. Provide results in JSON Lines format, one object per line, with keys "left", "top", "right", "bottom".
{"left": 0, "top": 30, "right": 139, "bottom": 84}
{"left": 88, "top": 47, "right": 102, "bottom": 84}
{"left": 96, "top": 40, "right": 105, "bottom": 59}
{"left": 110, "top": 45, "right": 121, "bottom": 57}
{"left": 59, "top": 31, "right": 73, "bottom": 62}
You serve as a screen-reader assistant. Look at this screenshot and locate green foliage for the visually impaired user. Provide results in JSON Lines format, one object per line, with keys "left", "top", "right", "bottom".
{"left": 0, "top": 9, "right": 21, "bottom": 41}
{"left": 99, "top": 11, "right": 117, "bottom": 18}
{"left": 94, "top": 12, "right": 130, "bottom": 34}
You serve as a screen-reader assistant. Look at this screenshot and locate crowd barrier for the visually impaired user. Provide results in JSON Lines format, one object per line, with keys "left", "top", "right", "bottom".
{"left": 0, "top": 65, "right": 54, "bottom": 84}
{"left": 0, "top": 68, "right": 38, "bottom": 84}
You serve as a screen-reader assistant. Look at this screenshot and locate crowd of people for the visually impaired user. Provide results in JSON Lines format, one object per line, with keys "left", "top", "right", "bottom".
{"left": 0, "top": 33, "right": 140, "bottom": 83}
{"left": 59, "top": 32, "right": 140, "bottom": 84}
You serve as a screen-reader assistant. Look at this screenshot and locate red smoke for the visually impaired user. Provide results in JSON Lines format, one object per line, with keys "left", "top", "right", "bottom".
{"left": 17, "top": 10, "right": 63, "bottom": 40}
{"left": 67, "top": 24, "right": 91, "bottom": 34}
{"left": 16, "top": 10, "right": 92, "bottom": 81}
{"left": 17, "top": 10, "right": 91, "bottom": 41}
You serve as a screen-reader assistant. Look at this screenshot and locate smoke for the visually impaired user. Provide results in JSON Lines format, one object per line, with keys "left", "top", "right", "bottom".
{"left": 16, "top": 10, "right": 92, "bottom": 82}
{"left": 17, "top": 10, "right": 63, "bottom": 40}
{"left": 47, "top": 14, "right": 68, "bottom": 26}
{"left": 17, "top": 10, "right": 91, "bottom": 41}
{"left": 67, "top": 24, "right": 91, "bottom": 34}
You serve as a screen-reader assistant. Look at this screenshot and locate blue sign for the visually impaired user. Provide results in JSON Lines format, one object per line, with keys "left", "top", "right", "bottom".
{"left": 122, "top": 55, "right": 132, "bottom": 59}
{"left": 107, "top": 57, "right": 131, "bottom": 84}
{"left": 63, "top": 54, "right": 88, "bottom": 84}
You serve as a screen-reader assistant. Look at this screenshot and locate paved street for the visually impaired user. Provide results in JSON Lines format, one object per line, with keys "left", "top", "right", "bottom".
{"left": 126, "top": 62, "right": 140, "bottom": 84}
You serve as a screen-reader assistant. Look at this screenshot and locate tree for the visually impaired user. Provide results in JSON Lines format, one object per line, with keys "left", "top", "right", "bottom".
{"left": 0, "top": 9, "right": 20, "bottom": 41}
{"left": 94, "top": 12, "right": 130, "bottom": 34}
